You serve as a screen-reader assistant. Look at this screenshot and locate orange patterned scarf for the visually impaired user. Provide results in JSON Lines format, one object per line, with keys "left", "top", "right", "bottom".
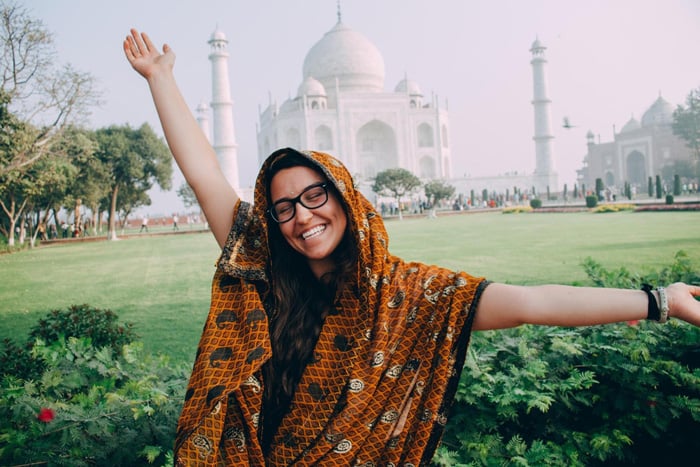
{"left": 174, "top": 149, "right": 488, "bottom": 466}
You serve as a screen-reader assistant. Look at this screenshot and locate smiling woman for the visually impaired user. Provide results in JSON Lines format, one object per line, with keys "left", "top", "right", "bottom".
{"left": 122, "top": 28, "right": 700, "bottom": 466}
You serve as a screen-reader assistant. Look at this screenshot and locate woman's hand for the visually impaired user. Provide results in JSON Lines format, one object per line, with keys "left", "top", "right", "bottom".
{"left": 667, "top": 282, "right": 700, "bottom": 326}
{"left": 123, "top": 28, "right": 174, "bottom": 80}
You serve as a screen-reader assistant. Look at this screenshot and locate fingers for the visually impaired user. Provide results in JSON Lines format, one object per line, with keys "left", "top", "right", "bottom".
{"left": 125, "top": 28, "right": 153, "bottom": 57}
{"left": 123, "top": 36, "right": 136, "bottom": 61}
{"left": 688, "top": 284, "right": 700, "bottom": 298}
{"left": 140, "top": 31, "right": 157, "bottom": 53}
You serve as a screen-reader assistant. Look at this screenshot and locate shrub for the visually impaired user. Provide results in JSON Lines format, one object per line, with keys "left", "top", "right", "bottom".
{"left": 529, "top": 198, "right": 542, "bottom": 209}
{"left": 0, "top": 337, "right": 45, "bottom": 380}
{"left": 29, "top": 304, "right": 137, "bottom": 355}
{"left": 0, "top": 337, "right": 187, "bottom": 466}
{"left": 435, "top": 251, "right": 700, "bottom": 466}
{"left": 666, "top": 194, "right": 674, "bottom": 204}
{"left": 585, "top": 195, "right": 598, "bottom": 208}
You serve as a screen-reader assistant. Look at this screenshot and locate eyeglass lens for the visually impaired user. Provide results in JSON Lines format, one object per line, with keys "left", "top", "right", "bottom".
{"left": 271, "top": 183, "right": 328, "bottom": 222}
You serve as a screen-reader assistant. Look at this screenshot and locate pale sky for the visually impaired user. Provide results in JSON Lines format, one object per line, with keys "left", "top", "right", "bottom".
{"left": 23, "top": 0, "right": 700, "bottom": 215}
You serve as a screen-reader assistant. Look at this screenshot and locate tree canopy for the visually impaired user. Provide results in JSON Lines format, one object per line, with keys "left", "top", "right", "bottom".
{"left": 672, "top": 87, "right": 700, "bottom": 181}
{"left": 0, "top": 2, "right": 100, "bottom": 246}
{"left": 424, "top": 179, "right": 455, "bottom": 215}
{"left": 94, "top": 124, "right": 172, "bottom": 240}
{"left": 372, "top": 168, "right": 422, "bottom": 219}
{"left": 0, "top": 2, "right": 100, "bottom": 176}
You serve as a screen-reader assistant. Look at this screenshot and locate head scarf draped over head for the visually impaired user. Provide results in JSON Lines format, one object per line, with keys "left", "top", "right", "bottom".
{"left": 175, "top": 149, "right": 488, "bottom": 466}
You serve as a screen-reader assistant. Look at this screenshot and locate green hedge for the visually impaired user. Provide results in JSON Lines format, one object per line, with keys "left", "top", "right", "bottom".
{"left": 0, "top": 307, "right": 187, "bottom": 466}
{"left": 434, "top": 251, "right": 700, "bottom": 466}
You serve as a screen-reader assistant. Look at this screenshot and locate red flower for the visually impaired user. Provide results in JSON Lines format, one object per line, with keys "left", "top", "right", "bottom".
{"left": 37, "top": 407, "right": 55, "bottom": 423}
{"left": 626, "top": 320, "right": 640, "bottom": 326}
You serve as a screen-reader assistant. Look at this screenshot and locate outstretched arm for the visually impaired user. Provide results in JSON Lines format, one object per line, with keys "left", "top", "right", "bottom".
{"left": 473, "top": 281, "right": 700, "bottom": 330}
{"left": 123, "top": 29, "right": 237, "bottom": 248}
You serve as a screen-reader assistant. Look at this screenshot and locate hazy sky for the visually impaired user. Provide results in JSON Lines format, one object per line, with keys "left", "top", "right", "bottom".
{"left": 23, "top": 0, "right": 700, "bottom": 215}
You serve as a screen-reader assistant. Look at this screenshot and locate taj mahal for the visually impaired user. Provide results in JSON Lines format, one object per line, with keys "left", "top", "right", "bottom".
{"left": 196, "top": 11, "right": 694, "bottom": 203}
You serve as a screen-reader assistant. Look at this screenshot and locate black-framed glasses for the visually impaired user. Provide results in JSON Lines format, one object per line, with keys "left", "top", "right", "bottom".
{"left": 268, "top": 182, "right": 329, "bottom": 223}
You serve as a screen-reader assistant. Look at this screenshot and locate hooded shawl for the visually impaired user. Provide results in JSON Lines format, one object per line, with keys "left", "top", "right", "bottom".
{"left": 174, "top": 149, "right": 488, "bottom": 466}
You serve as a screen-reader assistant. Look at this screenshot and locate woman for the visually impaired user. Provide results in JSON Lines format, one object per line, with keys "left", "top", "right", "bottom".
{"left": 123, "top": 29, "right": 700, "bottom": 466}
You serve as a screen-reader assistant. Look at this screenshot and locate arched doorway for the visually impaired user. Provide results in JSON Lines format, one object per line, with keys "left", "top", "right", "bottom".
{"left": 356, "top": 120, "right": 397, "bottom": 178}
{"left": 626, "top": 150, "right": 646, "bottom": 187}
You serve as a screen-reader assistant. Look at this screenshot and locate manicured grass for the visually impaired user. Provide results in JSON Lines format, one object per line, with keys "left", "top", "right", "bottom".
{"left": 385, "top": 210, "right": 700, "bottom": 284}
{"left": 1, "top": 210, "right": 699, "bottom": 364}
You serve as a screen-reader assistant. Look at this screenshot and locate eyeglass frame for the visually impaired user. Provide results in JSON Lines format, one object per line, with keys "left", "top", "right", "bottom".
{"left": 267, "top": 182, "right": 330, "bottom": 223}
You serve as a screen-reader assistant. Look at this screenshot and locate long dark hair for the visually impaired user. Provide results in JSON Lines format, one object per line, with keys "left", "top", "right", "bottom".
{"left": 260, "top": 149, "right": 357, "bottom": 451}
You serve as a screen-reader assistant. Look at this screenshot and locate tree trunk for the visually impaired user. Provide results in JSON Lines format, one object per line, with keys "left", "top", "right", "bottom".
{"left": 107, "top": 185, "right": 119, "bottom": 241}
{"left": 91, "top": 207, "right": 98, "bottom": 235}
{"left": 2, "top": 199, "right": 17, "bottom": 247}
{"left": 0, "top": 198, "right": 28, "bottom": 247}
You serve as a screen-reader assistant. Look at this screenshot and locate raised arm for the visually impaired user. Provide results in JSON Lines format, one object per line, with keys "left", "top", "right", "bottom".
{"left": 123, "top": 29, "right": 237, "bottom": 248}
{"left": 473, "top": 281, "right": 700, "bottom": 330}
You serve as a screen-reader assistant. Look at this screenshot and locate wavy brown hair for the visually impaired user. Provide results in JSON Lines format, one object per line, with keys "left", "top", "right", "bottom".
{"left": 260, "top": 150, "right": 358, "bottom": 452}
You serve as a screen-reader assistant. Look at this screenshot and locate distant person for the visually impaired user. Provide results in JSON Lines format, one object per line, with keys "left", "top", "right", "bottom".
{"left": 172, "top": 213, "right": 179, "bottom": 230}
{"left": 139, "top": 216, "right": 149, "bottom": 233}
{"left": 125, "top": 29, "right": 700, "bottom": 466}
{"left": 37, "top": 223, "right": 47, "bottom": 241}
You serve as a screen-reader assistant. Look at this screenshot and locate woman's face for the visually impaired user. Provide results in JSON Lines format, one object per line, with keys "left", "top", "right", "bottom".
{"left": 269, "top": 165, "right": 348, "bottom": 279}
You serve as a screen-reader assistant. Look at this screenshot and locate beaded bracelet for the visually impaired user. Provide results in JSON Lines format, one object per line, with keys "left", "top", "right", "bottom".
{"left": 656, "top": 286, "right": 669, "bottom": 323}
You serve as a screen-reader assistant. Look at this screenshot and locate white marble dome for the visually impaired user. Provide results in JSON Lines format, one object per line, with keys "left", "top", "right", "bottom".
{"left": 394, "top": 78, "right": 422, "bottom": 96}
{"left": 620, "top": 117, "right": 641, "bottom": 133}
{"left": 297, "top": 76, "right": 327, "bottom": 97}
{"left": 641, "top": 95, "right": 674, "bottom": 127}
{"left": 303, "top": 22, "right": 385, "bottom": 93}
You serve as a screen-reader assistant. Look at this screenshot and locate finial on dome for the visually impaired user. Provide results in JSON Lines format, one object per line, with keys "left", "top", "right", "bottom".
{"left": 337, "top": 0, "right": 342, "bottom": 23}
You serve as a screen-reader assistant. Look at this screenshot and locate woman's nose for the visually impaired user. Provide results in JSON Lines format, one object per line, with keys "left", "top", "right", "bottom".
{"left": 295, "top": 203, "right": 313, "bottom": 223}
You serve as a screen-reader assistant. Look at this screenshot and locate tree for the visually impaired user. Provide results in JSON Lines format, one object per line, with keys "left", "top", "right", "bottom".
{"left": 423, "top": 179, "right": 455, "bottom": 217}
{"left": 0, "top": 90, "right": 35, "bottom": 245}
{"left": 672, "top": 87, "right": 700, "bottom": 182}
{"left": 63, "top": 128, "right": 107, "bottom": 235}
{"left": 93, "top": 124, "right": 172, "bottom": 240}
{"left": 0, "top": 3, "right": 99, "bottom": 245}
{"left": 0, "top": 2, "right": 100, "bottom": 177}
{"left": 177, "top": 182, "right": 199, "bottom": 209}
{"left": 595, "top": 178, "right": 604, "bottom": 201}
{"left": 371, "top": 168, "right": 421, "bottom": 220}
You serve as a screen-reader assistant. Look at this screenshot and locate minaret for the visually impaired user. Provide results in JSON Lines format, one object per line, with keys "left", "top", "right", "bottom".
{"left": 196, "top": 100, "right": 211, "bottom": 142}
{"left": 530, "top": 38, "right": 558, "bottom": 192}
{"left": 208, "top": 28, "right": 239, "bottom": 191}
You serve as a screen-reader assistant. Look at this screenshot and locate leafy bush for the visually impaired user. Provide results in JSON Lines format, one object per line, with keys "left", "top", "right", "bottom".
{"left": 2, "top": 305, "right": 138, "bottom": 381}
{"left": 435, "top": 251, "right": 700, "bottom": 466}
{"left": 666, "top": 194, "right": 674, "bottom": 204}
{"left": 29, "top": 304, "right": 137, "bottom": 354}
{"left": 0, "top": 306, "right": 182, "bottom": 466}
{"left": 0, "top": 337, "right": 186, "bottom": 466}
{"left": 529, "top": 199, "right": 542, "bottom": 209}
{"left": 585, "top": 195, "right": 598, "bottom": 208}
{"left": 0, "top": 337, "right": 45, "bottom": 381}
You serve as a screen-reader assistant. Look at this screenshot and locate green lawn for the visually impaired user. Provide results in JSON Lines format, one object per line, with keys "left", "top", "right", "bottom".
{"left": 1, "top": 210, "right": 699, "bottom": 364}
